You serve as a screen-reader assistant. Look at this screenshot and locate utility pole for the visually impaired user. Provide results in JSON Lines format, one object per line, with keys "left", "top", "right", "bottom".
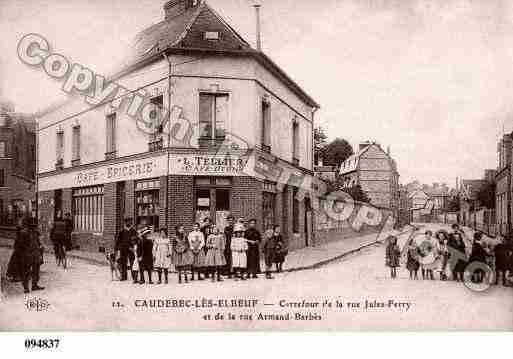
{"left": 163, "top": 52, "right": 173, "bottom": 232}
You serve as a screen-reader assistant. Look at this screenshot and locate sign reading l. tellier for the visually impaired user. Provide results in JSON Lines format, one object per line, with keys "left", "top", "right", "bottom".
{"left": 38, "top": 153, "right": 250, "bottom": 191}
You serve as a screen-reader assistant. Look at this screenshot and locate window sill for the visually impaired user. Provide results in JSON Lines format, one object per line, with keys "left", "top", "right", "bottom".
{"left": 105, "top": 151, "right": 117, "bottom": 160}
{"left": 148, "top": 139, "right": 163, "bottom": 152}
{"left": 71, "top": 158, "right": 81, "bottom": 167}
{"left": 55, "top": 161, "right": 64, "bottom": 170}
{"left": 261, "top": 144, "right": 271, "bottom": 153}
{"left": 198, "top": 138, "right": 226, "bottom": 149}
{"left": 292, "top": 157, "right": 299, "bottom": 166}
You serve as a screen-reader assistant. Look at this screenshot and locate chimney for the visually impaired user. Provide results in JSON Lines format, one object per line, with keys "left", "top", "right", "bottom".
{"left": 386, "top": 145, "right": 390, "bottom": 156}
{"left": 163, "top": 0, "right": 198, "bottom": 20}
{"left": 254, "top": 4, "right": 262, "bottom": 51}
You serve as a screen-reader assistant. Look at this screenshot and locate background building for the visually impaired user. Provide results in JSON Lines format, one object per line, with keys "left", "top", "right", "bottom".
{"left": 0, "top": 102, "right": 36, "bottom": 227}
{"left": 338, "top": 142, "right": 400, "bottom": 210}
{"left": 496, "top": 133, "right": 512, "bottom": 235}
{"left": 36, "top": 0, "right": 319, "bottom": 252}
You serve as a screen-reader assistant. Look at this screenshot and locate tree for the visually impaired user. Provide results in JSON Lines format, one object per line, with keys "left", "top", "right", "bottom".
{"left": 477, "top": 182, "right": 495, "bottom": 209}
{"left": 321, "top": 138, "right": 354, "bottom": 167}
{"left": 314, "top": 126, "right": 328, "bottom": 165}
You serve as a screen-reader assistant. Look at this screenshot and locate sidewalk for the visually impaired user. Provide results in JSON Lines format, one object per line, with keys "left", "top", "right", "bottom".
{"left": 0, "top": 226, "right": 412, "bottom": 273}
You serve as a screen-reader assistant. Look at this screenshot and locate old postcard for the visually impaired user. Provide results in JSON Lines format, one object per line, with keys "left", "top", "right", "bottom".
{"left": 0, "top": 0, "right": 512, "bottom": 333}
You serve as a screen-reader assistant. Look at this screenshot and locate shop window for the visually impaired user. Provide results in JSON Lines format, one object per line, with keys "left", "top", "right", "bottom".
{"left": 194, "top": 177, "right": 232, "bottom": 229}
{"left": 135, "top": 178, "right": 160, "bottom": 230}
{"left": 72, "top": 185, "right": 104, "bottom": 232}
{"left": 199, "top": 93, "right": 228, "bottom": 147}
{"left": 262, "top": 192, "right": 276, "bottom": 232}
{"left": 106, "top": 113, "right": 116, "bottom": 158}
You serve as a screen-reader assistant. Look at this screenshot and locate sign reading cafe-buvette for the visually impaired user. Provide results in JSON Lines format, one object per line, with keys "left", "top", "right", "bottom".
{"left": 38, "top": 154, "right": 250, "bottom": 192}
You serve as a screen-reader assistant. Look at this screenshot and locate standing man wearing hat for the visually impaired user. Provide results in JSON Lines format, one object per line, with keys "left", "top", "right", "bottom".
{"left": 19, "top": 217, "right": 44, "bottom": 293}
{"left": 115, "top": 218, "right": 138, "bottom": 281}
{"left": 223, "top": 215, "right": 235, "bottom": 278}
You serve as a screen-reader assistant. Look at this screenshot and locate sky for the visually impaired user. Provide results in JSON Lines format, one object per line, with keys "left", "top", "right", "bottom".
{"left": 1, "top": 0, "right": 511, "bottom": 186}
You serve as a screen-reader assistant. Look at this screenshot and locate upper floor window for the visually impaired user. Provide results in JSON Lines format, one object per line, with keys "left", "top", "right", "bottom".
{"left": 106, "top": 113, "right": 116, "bottom": 156}
{"left": 0, "top": 141, "right": 6, "bottom": 158}
{"left": 0, "top": 169, "right": 4, "bottom": 187}
{"left": 199, "top": 92, "right": 228, "bottom": 146}
{"left": 292, "top": 119, "right": 299, "bottom": 165}
{"left": 56, "top": 130, "right": 64, "bottom": 164}
{"left": 149, "top": 95, "right": 164, "bottom": 151}
{"left": 261, "top": 98, "right": 271, "bottom": 152}
{"left": 72, "top": 125, "right": 81, "bottom": 162}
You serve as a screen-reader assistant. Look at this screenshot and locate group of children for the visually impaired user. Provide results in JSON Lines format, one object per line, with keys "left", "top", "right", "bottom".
{"left": 114, "top": 217, "right": 288, "bottom": 285}
{"left": 385, "top": 224, "right": 513, "bottom": 285}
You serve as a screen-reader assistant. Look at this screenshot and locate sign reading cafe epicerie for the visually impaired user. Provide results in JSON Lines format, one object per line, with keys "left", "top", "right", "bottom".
{"left": 38, "top": 154, "right": 250, "bottom": 191}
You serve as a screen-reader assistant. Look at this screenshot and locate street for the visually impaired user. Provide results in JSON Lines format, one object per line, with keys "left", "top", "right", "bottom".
{"left": 1, "top": 224, "right": 512, "bottom": 331}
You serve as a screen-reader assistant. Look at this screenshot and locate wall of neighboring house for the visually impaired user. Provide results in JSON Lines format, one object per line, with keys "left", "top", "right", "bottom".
{"left": 358, "top": 145, "right": 392, "bottom": 208}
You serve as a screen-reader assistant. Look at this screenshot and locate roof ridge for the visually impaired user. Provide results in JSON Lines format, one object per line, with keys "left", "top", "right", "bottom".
{"left": 201, "top": 1, "right": 251, "bottom": 47}
{"left": 171, "top": 1, "right": 208, "bottom": 47}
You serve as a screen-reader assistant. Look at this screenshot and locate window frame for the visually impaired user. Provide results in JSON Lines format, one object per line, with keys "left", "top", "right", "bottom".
{"left": 198, "top": 92, "right": 229, "bottom": 147}
{"left": 105, "top": 113, "right": 117, "bottom": 158}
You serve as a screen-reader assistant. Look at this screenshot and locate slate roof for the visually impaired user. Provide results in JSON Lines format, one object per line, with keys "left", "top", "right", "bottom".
{"left": 119, "top": 0, "right": 318, "bottom": 108}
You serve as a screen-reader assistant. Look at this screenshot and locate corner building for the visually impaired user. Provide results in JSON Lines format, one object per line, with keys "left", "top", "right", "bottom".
{"left": 37, "top": 0, "right": 319, "bottom": 252}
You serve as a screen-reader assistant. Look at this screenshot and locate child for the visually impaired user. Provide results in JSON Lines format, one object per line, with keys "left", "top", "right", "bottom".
{"left": 405, "top": 238, "right": 420, "bottom": 280}
{"left": 231, "top": 223, "right": 248, "bottom": 280}
{"left": 137, "top": 227, "right": 154, "bottom": 284}
{"left": 172, "top": 225, "right": 193, "bottom": 284}
{"left": 131, "top": 240, "right": 140, "bottom": 284}
{"left": 188, "top": 223, "right": 206, "bottom": 281}
{"left": 153, "top": 228, "right": 171, "bottom": 284}
{"left": 385, "top": 235, "right": 401, "bottom": 278}
{"left": 262, "top": 228, "right": 276, "bottom": 279}
{"left": 419, "top": 230, "right": 438, "bottom": 280}
{"left": 436, "top": 231, "right": 450, "bottom": 280}
{"left": 273, "top": 226, "right": 287, "bottom": 273}
{"left": 205, "top": 225, "right": 226, "bottom": 282}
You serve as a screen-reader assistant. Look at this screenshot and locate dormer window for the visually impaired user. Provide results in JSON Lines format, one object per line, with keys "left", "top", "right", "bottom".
{"left": 204, "top": 31, "right": 219, "bottom": 40}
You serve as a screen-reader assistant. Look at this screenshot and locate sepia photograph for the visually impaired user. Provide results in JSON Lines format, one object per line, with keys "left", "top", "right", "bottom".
{"left": 0, "top": 0, "right": 512, "bottom": 337}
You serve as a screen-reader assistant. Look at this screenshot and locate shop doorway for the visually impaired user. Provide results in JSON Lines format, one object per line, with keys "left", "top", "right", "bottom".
{"left": 194, "top": 177, "right": 231, "bottom": 230}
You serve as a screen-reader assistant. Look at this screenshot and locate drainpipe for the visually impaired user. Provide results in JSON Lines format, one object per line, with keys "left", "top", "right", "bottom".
{"left": 35, "top": 118, "right": 39, "bottom": 225}
{"left": 162, "top": 52, "right": 173, "bottom": 232}
{"left": 310, "top": 106, "right": 319, "bottom": 246}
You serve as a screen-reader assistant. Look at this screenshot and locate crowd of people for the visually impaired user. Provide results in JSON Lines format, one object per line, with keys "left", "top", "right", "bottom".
{"left": 113, "top": 215, "right": 289, "bottom": 285}
{"left": 386, "top": 224, "right": 513, "bottom": 286}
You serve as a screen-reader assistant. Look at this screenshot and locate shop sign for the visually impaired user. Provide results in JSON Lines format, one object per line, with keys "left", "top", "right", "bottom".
{"left": 172, "top": 155, "right": 248, "bottom": 175}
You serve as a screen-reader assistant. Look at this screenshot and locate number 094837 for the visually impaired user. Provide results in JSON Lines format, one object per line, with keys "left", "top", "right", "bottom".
{"left": 24, "top": 338, "right": 60, "bottom": 349}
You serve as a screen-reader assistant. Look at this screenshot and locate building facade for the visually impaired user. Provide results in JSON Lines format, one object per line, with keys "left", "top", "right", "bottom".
{"left": 0, "top": 102, "right": 36, "bottom": 226}
{"left": 496, "top": 133, "right": 512, "bottom": 235}
{"left": 37, "top": 0, "right": 319, "bottom": 252}
{"left": 338, "top": 142, "right": 400, "bottom": 211}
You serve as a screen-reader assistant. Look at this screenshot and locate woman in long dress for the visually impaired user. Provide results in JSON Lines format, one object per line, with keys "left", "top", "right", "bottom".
{"left": 153, "top": 228, "right": 171, "bottom": 284}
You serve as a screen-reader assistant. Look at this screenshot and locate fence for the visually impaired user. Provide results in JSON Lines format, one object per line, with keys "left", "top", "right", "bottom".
{"left": 462, "top": 208, "right": 497, "bottom": 237}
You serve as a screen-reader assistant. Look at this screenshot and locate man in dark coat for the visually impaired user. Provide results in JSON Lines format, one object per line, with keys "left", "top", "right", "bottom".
{"left": 115, "top": 218, "right": 138, "bottom": 281}
{"left": 51, "top": 213, "right": 68, "bottom": 267}
{"left": 63, "top": 212, "right": 73, "bottom": 251}
{"left": 223, "top": 215, "right": 234, "bottom": 278}
{"left": 245, "top": 218, "right": 262, "bottom": 279}
{"left": 19, "top": 217, "right": 44, "bottom": 293}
